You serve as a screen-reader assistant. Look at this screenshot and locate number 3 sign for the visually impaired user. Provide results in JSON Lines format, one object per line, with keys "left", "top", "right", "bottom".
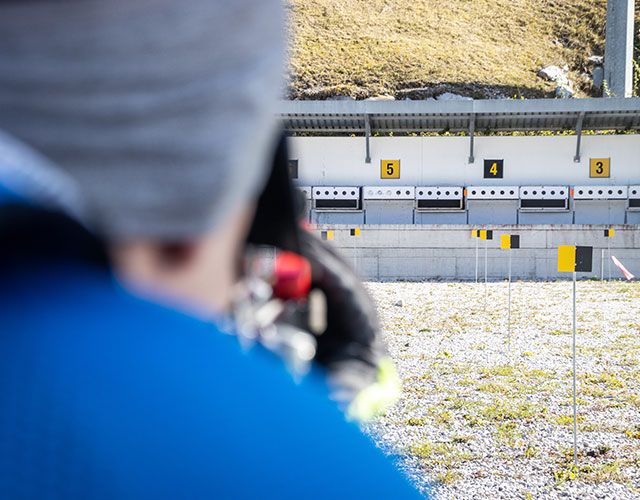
{"left": 380, "top": 159, "right": 400, "bottom": 179}
{"left": 589, "top": 158, "right": 610, "bottom": 178}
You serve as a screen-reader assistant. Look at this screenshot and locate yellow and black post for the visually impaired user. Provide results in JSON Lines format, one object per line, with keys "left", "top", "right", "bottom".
{"left": 321, "top": 230, "right": 334, "bottom": 241}
{"left": 471, "top": 229, "right": 479, "bottom": 283}
{"left": 349, "top": 228, "right": 360, "bottom": 271}
{"left": 604, "top": 227, "right": 615, "bottom": 281}
{"left": 557, "top": 245, "right": 593, "bottom": 469}
{"left": 479, "top": 229, "right": 493, "bottom": 311}
{"left": 500, "top": 234, "right": 520, "bottom": 354}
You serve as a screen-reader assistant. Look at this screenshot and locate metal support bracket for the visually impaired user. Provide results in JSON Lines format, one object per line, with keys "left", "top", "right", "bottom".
{"left": 364, "top": 114, "right": 371, "bottom": 163}
{"left": 468, "top": 114, "right": 475, "bottom": 164}
{"left": 574, "top": 111, "right": 585, "bottom": 163}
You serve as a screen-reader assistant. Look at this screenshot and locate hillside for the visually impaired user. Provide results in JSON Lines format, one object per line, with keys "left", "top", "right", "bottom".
{"left": 287, "top": 0, "right": 640, "bottom": 100}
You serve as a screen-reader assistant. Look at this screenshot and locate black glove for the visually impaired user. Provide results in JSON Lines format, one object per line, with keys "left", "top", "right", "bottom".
{"left": 298, "top": 229, "right": 390, "bottom": 403}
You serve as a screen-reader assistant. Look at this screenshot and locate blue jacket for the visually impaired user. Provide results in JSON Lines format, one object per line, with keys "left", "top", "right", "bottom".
{"left": 0, "top": 186, "right": 423, "bottom": 499}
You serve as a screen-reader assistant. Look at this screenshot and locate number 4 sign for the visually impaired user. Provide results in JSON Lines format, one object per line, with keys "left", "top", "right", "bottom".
{"left": 483, "top": 159, "right": 504, "bottom": 178}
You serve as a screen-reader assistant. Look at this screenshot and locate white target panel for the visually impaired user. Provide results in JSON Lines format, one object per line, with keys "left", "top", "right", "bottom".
{"left": 312, "top": 186, "right": 361, "bottom": 211}
{"left": 519, "top": 185, "right": 569, "bottom": 210}
{"left": 415, "top": 186, "right": 464, "bottom": 211}
{"left": 519, "top": 186, "right": 568, "bottom": 199}
{"left": 415, "top": 186, "right": 463, "bottom": 200}
{"left": 363, "top": 186, "right": 415, "bottom": 200}
{"left": 466, "top": 186, "right": 519, "bottom": 200}
{"left": 572, "top": 185, "right": 628, "bottom": 200}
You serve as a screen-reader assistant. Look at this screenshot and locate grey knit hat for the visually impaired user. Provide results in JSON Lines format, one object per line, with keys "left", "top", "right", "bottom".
{"left": 0, "top": 0, "right": 284, "bottom": 241}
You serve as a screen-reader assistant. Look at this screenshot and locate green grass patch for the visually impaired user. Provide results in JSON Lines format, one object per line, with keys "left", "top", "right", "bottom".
{"left": 496, "top": 422, "right": 522, "bottom": 448}
{"left": 480, "top": 401, "right": 545, "bottom": 422}
{"left": 624, "top": 426, "right": 640, "bottom": 440}
{"left": 406, "top": 416, "right": 427, "bottom": 426}
{"left": 548, "top": 329, "right": 569, "bottom": 336}
{"left": 477, "top": 381, "right": 512, "bottom": 395}
{"left": 410, "top": 439, "right": 475, "bottom": 467}
{"left": 555, "top": 414, "right": 585, "bottom": 426}
{"left": 480, "top": 364, "right": 515, "bottom": 377}
{"left": 434, "top": 410, "right": 453, "bottom": 426}
{"left": 436, "top": 470, "right": 460, "bottom": 485}
{"left": 581, "top": 371, "right": 625, "bottom": 390}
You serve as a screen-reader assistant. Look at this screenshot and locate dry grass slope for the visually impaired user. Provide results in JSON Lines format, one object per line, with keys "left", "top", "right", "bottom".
{"left": 288, "top": 0, "right": 640, "bottom": 99}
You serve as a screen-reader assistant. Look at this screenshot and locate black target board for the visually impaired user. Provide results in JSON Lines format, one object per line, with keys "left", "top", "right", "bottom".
{"left": 575, "top": 246, "right": 593, "bottom": 273}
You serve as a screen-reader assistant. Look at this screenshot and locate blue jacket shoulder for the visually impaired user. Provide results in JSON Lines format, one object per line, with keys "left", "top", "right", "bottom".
{"left": 0, "top": 265, "right": 422, "bottom": 500}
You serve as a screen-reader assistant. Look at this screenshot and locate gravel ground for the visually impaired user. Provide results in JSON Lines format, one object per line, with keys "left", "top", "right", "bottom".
{"left": 365, "top": 280, "right": 640, "bottom": 500}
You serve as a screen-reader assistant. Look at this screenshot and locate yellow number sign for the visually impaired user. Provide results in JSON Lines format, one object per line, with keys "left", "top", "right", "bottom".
{"left": 483, "top": 159, "right": 504, "bottom": 178}
{"left": 380, "top": 160, "right": 400, "bottom": 179}
{"left": 589, "top": 158, "right": 610, "bottom": 178}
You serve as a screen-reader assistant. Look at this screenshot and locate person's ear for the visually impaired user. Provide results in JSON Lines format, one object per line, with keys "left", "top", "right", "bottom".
{"left": 153, "top": 242, "right": 197, "bottom": 270}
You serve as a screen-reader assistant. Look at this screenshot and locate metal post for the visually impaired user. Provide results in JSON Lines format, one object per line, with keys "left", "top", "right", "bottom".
{"left": 604, "top": 0, "right": 635, "bottom": 97}
{"left": 508, "top": 248, "right": 512, "bottom": 353}
{"left": 608, "top": 238, "right": 612, "bottom": 281}
{"left": 601, "top": 249, "right": 605, "bottom": 281}
{"left": 353, "top": 230, "right": 357, "bottom": 272}
{"left": 468, "top": 114, "right": 475, "bottom": 164}
{"left": 364, "top": 114, "right": 371, "bottom": 163}
{"left": 484, "top": 238, "right": 488, "bottom": 311}
{"left": 572, "top": 270, "right": 578, "bottom": 469}
{"left": 574, "top": 112, "right": 585, "bottom": 163}
{"left": 475, "top": 236, "right": 479, "bottom": 283}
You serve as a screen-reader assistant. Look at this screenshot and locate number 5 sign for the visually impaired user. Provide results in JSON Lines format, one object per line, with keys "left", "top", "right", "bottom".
{"left": 589, "top": 158, "right": 610, "bottom": 178}
{"left": 380, "top": 159, "right": 400, "bottom": 179}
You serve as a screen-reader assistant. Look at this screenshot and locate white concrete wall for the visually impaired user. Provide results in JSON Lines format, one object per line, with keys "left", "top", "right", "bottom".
{"left": 290, "top": 135, "right": 640, "bottom": 187}
{"left": 318, "top": 224, "right": 640, "bottom": 281}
